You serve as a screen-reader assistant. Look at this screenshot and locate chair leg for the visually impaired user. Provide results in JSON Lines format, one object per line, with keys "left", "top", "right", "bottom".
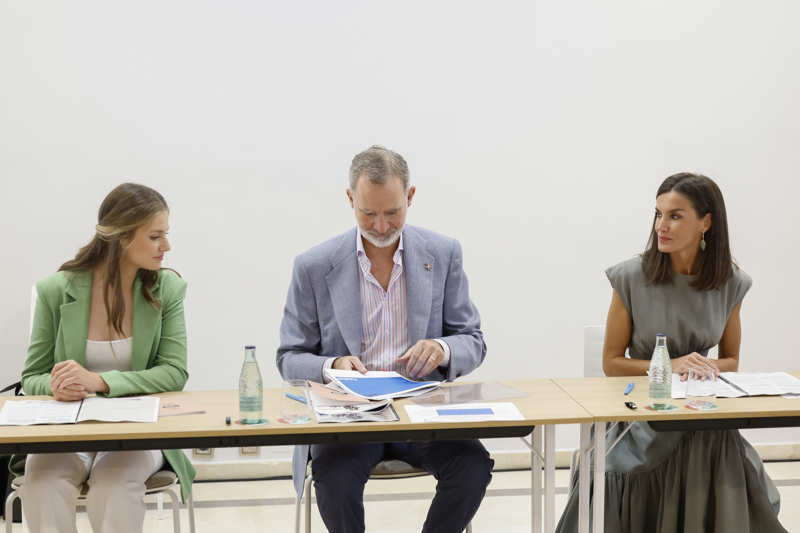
{"left": 4, "top": 491, "right": 17, "bottom": 533}
{"left": 163, "top": 488, "right": 181, "bottom": 533}
{"left": 304, "top": 475, "right": 312, "bottom": 533}
{"left": 187, "top": 491, "right": 196, "bottom": 533}
{"left": 294, "top": 496, "right": 301, "bottom": 533}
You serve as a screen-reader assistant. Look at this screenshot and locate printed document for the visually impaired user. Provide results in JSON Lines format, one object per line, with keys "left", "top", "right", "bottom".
{"left": 671, "top": 372, "right": 800, "bottom": 399}
{"left": 404, "top": 402, "right": 524, "bottom": 423}
{"left": 0, "top": 396, "right": 160, "bottom": 425}
{"left": 324, "top": 369, "right": 441, "bottom": 400}
{"left": 308, "top": 381, "right": 398, "bottom": 423}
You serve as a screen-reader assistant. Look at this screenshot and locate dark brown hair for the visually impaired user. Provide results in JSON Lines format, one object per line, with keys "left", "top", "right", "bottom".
{"left": 59, "top": 183, "right": 169, "bottom": 335}
{"left": 642, "top": 172, "right": 733, "bottom": 290}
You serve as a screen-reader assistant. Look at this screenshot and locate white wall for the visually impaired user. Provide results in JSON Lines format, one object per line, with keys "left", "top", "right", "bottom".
{"left": 2, "top": 1, "right": 799, "bottom": 450}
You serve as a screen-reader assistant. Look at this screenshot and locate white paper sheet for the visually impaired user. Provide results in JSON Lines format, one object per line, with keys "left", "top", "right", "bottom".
{"left": 0, "top": 396, "right": 160, "bottom": 425}
{"left": 721, "top": 372, "right": 800, "bottom": 396}
{"left": 670, "top": 372, "right": 800, "bottom": 399}
{"left": 671, "top": 373, "right": 745, "bottom": 399}
{"left": 404, "top": 402, "right": 524, "bottom": 423}
{"left": 77, "top": 396, "right": 160, "bottom": 423}
{"left": 0, "top": 400, "right": 82, "bottom": 425}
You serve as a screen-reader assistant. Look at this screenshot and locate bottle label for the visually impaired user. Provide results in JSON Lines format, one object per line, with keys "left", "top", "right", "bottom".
{"left": 240, "top": 396, "right": 262, "bottom": 410}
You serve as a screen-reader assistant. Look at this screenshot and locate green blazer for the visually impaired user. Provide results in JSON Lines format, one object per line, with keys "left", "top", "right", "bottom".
{"left": 19, "top": 269, "right": 196, "bottom": 501}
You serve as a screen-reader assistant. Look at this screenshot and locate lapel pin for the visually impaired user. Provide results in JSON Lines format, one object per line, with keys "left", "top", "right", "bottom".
{"left": 424, "top": 263, "right": 432, "bottom": 271}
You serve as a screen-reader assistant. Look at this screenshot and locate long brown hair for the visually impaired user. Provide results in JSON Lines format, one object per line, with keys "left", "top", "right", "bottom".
{"left": 642, "top": 172, "right": 733, "bottom": 290}
{"left": 59, "top": 183, "right": 169, "bottom": 335}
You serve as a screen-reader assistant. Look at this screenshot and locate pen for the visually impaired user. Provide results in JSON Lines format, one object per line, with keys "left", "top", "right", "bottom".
{"left": 624, "top": 382, "right": 635, "bottom": 395}
{"left": 286, "top": 393, "right": 308, "bottom": 405}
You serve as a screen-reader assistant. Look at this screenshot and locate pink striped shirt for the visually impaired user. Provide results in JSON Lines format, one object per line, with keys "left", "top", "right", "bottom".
{"left": 356, "top": 231, "right": 408, "bottom": 371}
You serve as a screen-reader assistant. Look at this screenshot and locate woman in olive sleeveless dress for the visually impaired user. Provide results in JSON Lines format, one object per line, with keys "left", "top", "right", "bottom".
{"left": 556, "top": 173, "right": 786, "bottom": 533}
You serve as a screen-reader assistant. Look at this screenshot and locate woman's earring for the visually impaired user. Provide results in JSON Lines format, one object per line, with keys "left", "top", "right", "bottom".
{"left": 700, "top": 231, "right": 706, "bottom": 251}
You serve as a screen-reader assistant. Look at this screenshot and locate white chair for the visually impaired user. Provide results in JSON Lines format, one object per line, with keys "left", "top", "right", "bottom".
{"left": 5, "top": 286, "right": 197, "bottom": 533}
{"left": 5, "top": 472, "right": 194, "bottom": 533}
{"left": 583, "top": 326, "right": 607, "bottom": 378}
{"left": 295, "top": 460, "right": 473, "bottom": 533}
{"left": 569, "top": 326, "right": 609, "bottom": 477}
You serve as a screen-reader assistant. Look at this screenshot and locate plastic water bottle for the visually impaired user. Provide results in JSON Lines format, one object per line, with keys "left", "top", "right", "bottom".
{"left": 648, "top": 334, "right": 673, "bottom": 410}
{"left": 239, "top": 345, "right": 263, "bottom": 424}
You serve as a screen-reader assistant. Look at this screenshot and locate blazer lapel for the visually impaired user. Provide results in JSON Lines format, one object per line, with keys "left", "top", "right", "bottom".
{"left": 402, "top": 227, "right": 434, "bottom": 344}
{"left": 60, "top": 272, "right": 91, "bottom": 365}
{"left": 132, "top": 275, "right": 160, "bottom": 370}
{"left": 325, "top": 230, "right": 363, "bottom": 357}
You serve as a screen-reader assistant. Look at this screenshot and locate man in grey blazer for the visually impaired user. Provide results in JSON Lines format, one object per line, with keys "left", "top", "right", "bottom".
{"left": 277, "top": 145, "right": 492, "bottom": 533}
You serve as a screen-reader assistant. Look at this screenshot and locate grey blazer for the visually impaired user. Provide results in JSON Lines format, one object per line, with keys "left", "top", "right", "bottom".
{"left": 276, "top": 225, "right": 486, "bottom": 497}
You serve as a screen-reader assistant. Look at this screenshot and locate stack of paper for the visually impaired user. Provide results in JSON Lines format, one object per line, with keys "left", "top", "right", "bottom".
{"left": 309, "top": 381, "right": 398, "bottom": 423}
{"left": 0, "top": 396, "right": 160, "bottom": 426}
{"left": 323, "top": 369, "right": 441, "bottom": 400}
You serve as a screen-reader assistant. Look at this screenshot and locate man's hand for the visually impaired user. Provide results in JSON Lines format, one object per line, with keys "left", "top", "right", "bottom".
{"left": 50, "top": 360, "right": 109, "bottom": 399}
{"left": 672, "top": 352, "right": 719, "bottom": 381}
{"left": 397, "top": 339, "right": 444, "bottom": 379}
{"left": 332, "top": 356, "right": 368, "bottom": 374}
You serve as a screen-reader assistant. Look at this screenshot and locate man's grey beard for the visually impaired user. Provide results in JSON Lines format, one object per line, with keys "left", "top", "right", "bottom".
{"left": 361, "top": 226, "right": 403, "bottom": 248}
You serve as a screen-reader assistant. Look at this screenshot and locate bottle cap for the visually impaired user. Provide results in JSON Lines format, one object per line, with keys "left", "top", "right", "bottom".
{"left": 245, "top": 345, "right": 256, "bottom": 349}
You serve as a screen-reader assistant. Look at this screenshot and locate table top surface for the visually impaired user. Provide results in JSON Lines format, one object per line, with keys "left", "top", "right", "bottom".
{"left": 6, "top": 374, "right": 800, "bottom": 444}
{"left": 0, "top": 379, "right": 591, "bottom": 444}
{"left": 554, "top": 372, "right": 800, "bottom": 422}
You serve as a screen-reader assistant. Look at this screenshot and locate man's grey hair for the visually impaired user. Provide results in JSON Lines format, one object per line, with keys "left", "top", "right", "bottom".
{"left": 348, "top": 145, "right": 410, "bottom": 192}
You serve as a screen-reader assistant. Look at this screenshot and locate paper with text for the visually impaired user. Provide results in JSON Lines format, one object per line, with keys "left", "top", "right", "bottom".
{"left": 0, "top": 400, "right": 81, "bottom": 425}
{"left": 0, "top": 396, "right": 160, "bottom": 425}
{"left": 78, "top": 396, "right": 160, "bottom": 423}
{"left": 671, "top": 372, "right": 800, "bottom": 399}
{"left": 404, "top": 402, "right": 523, "bottom": 423}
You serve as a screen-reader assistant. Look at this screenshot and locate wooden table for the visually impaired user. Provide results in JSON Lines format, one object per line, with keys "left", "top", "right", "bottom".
{"left": 555, "top": 374, "right": 800, "bottom": 533}
{"left": 0, "top": 380, "right": 591, "bottom": 533}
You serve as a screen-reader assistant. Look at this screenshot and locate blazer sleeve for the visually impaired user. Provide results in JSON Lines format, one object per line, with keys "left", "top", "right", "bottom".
{"left": 20, "top": 280, "right": 59, "bottom": 396}
{"left": 441, "top": 240, "right": 486, "bottom": 380}
{"left": 101, "top": 277, "right": 189, "bottom": 396}
{"left": 276, "top": 256, "right": 328, "bottom": 383}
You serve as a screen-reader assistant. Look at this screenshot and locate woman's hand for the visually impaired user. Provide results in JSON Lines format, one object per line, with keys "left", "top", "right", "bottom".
{"left": 671, "top": 352, "right": 719, "bottom": 381}
{"left": 51, "top": 376, "right": 88, "bottom": 401}
{"left": 50, "top": 360, "right": 109, "bottom": 399}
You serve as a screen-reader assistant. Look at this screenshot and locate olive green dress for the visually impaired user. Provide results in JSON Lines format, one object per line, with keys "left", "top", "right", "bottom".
{"left": 556, "top": 256, "right": 786, "bottom": 533}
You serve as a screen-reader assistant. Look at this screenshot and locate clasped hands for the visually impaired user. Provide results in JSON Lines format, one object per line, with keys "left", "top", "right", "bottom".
{"left": 50, "top": 360, "right": 109, "bottom": 401}
{"left": 333, "top": 339, "right": 445, "bottom": 379}
{"left": 672, "top": 352, "right": 719, "bottom": 382}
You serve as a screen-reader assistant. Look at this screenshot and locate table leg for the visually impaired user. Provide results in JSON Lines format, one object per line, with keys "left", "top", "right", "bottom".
{"left": 592, "top": 422, "right": 606, "bottom": 533}
{"left": 578, "top": 423, "right": 591, "bottom": 533}
{"left": 532, "top": 425, "right": 543, "bottom": 533}
{"left": 544, "top": 424, "right": 555, "bottom": 532}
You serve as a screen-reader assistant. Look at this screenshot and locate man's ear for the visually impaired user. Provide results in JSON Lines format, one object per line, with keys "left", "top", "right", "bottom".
{"left": 407, "top": 185, "right": 416, "bottom": 207}
{"left": 346, "top": 188, "right": 355, "bottom": 208}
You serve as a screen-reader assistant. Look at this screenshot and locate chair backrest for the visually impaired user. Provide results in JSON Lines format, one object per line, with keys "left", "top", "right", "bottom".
{"left": 583, "top": 325, "right": 606, "bottom": 377}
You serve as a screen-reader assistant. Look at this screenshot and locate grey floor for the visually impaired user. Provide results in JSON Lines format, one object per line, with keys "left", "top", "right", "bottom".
{"left": 5, "top": 461, "right": 800, "bottom": 532}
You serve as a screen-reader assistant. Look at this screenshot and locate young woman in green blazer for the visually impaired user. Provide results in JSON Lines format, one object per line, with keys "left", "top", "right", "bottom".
{"left": 18, "top": 183, "right": 195, "bottom": 533}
